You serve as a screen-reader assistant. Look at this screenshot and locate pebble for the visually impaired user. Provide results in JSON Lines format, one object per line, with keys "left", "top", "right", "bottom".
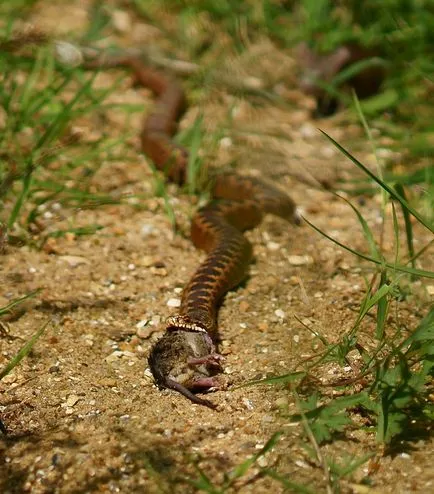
{"left": 112, "top": 9, "right": 131, "bottom": 32}
{"left": 105, "top": 350, "right": 124, "bottom": 363}
{"left": 295, "top": 460, "right": 310, "bottom": 469}
{"left": 65, "top": 395, "right": 80, "bottom": 407}
{"left": 142, "top": 255, "right": 154, "bottom": 267}
{"left": 320, "top": 146, "right": 336, "bottom": 158}
{"left": 98, "top": 378, "right": 117, "bottom": 387}
{"left": 135, "top": 319, "right": 149, "bottom": 329}
{"left": 136, "top": 324, "right": 155, "bottom": 339}
{"left": 287, "top": 255, "right": 313, "bottom": 266}
{"left": 274, "top": 309, "right": 286, "bottom": 319}
{"left": 299, "top": 122, "right": 316, "bottom": 139}
{"left": 274, "top": 397, "right": 289, "bottom": 408}
{"left": 1, "top": 373, "right": 17, "bottom": 384}
{"left": 293, "top": 334, "right": 300, "bottom": 343}
{"left": 267, "top": 241, "right": 280, "bottom": 251}
{"left": 54, "top": 41, "right": 83, "bottom": 67}
{"left": 219, "top": 137, "right": 233, "bottom": 149}
{"left": 141, "top": 224, "right": 156, "bottom": 237}
{"left": 242, "top": 398, "right": 254, "bottom": 410}
{"left": 59, "top": 255, "right": 88, "bottom": 268}
{"left": 166, "top": 298, "right": 181, "bottom": 308}
{"left": 143, "top": 368, "right": 153, "bottom": 379}
{"left": 239, "top": 301, "right": 250, "bottom": 312}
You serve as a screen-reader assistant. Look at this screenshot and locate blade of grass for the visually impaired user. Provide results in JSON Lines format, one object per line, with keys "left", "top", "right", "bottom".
{"left": 302, "top": 215, "right": 434, "bottom": 279}
{"left": 319, "top": 130, "right": 434, "bottom": 234}
{"left": 263, "top": 469, "right": 316, "bottom": 494}
{"left": 0, "top": 289, "right": 40, "bottom": 316}
{"left": 225, "top": 432, "right": 282, "bottom": 485}
{"left": 0, "top": 319, "right": 50, "bottom": 380}
{"left": 394, "top": 183, "right": 416, "bottom": 272}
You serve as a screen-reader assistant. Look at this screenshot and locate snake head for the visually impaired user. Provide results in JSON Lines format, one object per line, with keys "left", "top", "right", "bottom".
{"left": 148, "top": 328, "right": 223, "bottom": 409}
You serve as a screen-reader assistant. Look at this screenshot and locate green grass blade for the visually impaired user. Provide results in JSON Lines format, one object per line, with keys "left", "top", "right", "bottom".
{"left": 0, "top": 319, "right": 50, "bottom": 380}
{"left": 35, "top": 72, "right": 98, "bottom": 151}
{"left": 394, "top": 183, "right": 416, "bottom": 271}
{"left": 242, "top": 371, "right": 306, "bottom": 388}
{"left": 303, "top": 216, "right": 434, "bottom": 279}
{"left": 0, "top": 289, "right": 40, "bottom": 316}
{"left": 185, "top": 113, "right": 204, "bottom": 196}
{"left": 263, "top": 469, "right": 316, "bottom": 494}
{"left": 8, "top": 164, "right": 34, "bottom": 228}
{"left": 375, "top": 272, "right": 389, "bottom": 340}
{"left": 319, "top": 130, "right": 434, "bottom": 234}
{"left": 226, "top": 432, "right": 282, "bottom": 485}
{"left": 188, "top": 464, "right": 220, "bottom": 494}
{"left": 335, "top": 193, "right": 382, "bottom": 261}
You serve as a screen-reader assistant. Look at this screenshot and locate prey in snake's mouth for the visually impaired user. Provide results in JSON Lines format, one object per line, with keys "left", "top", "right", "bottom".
{"left": 148, "top": 319, "right": 224, "bottom": 410}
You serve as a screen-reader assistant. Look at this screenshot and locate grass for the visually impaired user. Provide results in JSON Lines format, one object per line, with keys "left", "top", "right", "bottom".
{"left": 245, "top": 111, "right": 433, "bottom": 490}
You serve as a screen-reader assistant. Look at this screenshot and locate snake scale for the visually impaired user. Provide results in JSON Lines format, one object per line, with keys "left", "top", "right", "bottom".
{"left": 95, "top": 56, "right": 299, "bottom": 409}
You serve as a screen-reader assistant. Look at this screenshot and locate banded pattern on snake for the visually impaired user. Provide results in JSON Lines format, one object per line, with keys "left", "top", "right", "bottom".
{"left": 92, "top": 55, "right": 299, "bottom": 408}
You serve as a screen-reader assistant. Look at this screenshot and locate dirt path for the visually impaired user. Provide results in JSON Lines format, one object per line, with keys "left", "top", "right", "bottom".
{"left": 1, "top": 2, "right": 433, "bottom": 493}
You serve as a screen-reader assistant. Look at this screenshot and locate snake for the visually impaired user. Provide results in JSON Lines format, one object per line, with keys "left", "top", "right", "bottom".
{"left": 90, "top": 54, "right": 299, "bottom": 408}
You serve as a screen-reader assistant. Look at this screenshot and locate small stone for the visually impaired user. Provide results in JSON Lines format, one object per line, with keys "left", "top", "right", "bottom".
{"left": 65, "top": 395, "right": 80, "bottom": 407}
{"left": 112, "top": 9, "right": 131, "bottom": 32}
{"left": 258, "top": 322, "right": 269, "bottom": 331}
{"left": 293, "top": 334, "right": 300, "bottom": 343}
{"left": 150, "top": 266, "right": 167, "bottom": 277}
{"left": 167, "top": 298, "right": 181, "bottom": 308}
{"left": 98, "top": 378, "right": 117, "bottom": 387}
{"left": 142, "top": 255, "right": 153, "bottom": 267}
{"left": 299, "top": 122, "right": 316, "bottom": 139}
{"left": 427, "top": 285, "right": 434, "bottom": 296}
{"left": 267, "top": 241, "right": 280, "bottom": 251}
{"left": 275, "top": 397, "right": 289, "bottom": 408}
{"left": 54, "top": 41, "right": 83, "bottom": 67}
{"left": 243, "top": 76, "right": 264, "bottom": 89}
{"left": 144, "top": 368, "right": 153, "bottom": 379}
{"left": 151, "top": 315, "right": 161, "bottom": 325}
{"left": 43, "top": 237, "right": 60, "bottom": 254}
{"left": 1, "top": 373, "right": 16, "bottom": 384}
{"left": 141, "top": 224, "right": 155, "bottom": 237}
{"left": 242, "top": 398, "right": 254, "bottom": 410}
{"left": 239, "top": 301, "right": 250, "bottom": 312}
{"left": 105, "top": 350, "right": 124, "bottom": 363}
{"left": 274, "top": 309, "right": 286, "bottom": 319}
{"left": 287, "top": 255, "right": 313, "bottom": 266}
{"left": 219, "top": 137, "right": 232, "bottom": 149}
{"left": 135, "top": 319, "right": 149, "bottom": 329}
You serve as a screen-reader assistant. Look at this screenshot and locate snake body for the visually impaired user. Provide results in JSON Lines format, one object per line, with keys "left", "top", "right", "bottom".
{"left": 93, "top": 55, "right": 298, "bottom": 408}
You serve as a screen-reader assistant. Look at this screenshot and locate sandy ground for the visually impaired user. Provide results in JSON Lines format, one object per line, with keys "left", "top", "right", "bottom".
{"left": 0, "top": 2, "right": 433, "bottom": 493}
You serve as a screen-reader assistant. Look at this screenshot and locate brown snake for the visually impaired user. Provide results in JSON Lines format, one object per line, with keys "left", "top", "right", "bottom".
{"left": 91, "top": 55, "right": 299, "bottom": 408}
